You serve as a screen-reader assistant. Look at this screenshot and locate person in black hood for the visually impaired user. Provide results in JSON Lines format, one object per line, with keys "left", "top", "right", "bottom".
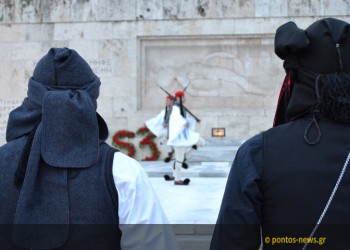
{"left": 210, "top": 18, "right": 350, "bottom": 250}
{"left": 0, "top": 48, "right": 180, "bottom": 250}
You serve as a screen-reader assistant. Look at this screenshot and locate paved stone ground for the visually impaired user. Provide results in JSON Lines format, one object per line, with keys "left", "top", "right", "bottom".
{"left": 138, "top": 138, "right": 266, "bottom": 250}
{"left": 141, "top": 161, "right": 231, "bottom": 178}
{"left": 148, "top": 176, "right": 227, "bottom": 224}
{"left": 140, "top": 160, "right": 231, "bottom": 222}
{"left": 138, "top": 141, "right": 241, "bottom": 249}
{"left": 140, "top": 160, "right": 231, "bottom": 250}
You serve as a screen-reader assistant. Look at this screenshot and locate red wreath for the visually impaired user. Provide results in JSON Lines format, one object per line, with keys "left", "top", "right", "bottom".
{"left": 136, "top": 127, "right": 160, "bottom": 161}
{"left": 112, "top": 130, "right": 136, "bottom": 158}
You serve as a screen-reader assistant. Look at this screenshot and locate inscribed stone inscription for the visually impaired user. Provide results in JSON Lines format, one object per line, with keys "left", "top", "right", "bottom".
{"left": 138, "top": 35, "right": 283, "bottom": 111}
{"left": 88, "top": 59, "right": 113, "bottom": 77}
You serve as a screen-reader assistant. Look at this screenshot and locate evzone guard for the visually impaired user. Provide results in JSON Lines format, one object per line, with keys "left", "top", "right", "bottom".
{"left": 145, "top": 95, "right": 174, "bottom": 162}
{"left": 164, "top": 91, "right": 205, "bottom": 185}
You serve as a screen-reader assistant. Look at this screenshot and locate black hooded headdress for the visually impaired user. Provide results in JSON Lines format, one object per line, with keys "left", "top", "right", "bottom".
{"left": 273, "top": 18, "right": 350, "bottom": 130}
{"left": 7, "top": 48, "right": 109, "bottom": 249}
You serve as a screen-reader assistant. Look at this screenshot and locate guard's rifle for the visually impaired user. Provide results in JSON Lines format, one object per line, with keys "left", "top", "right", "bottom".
{"left": 159, "top": 85, "right": 201, "bottom": 123}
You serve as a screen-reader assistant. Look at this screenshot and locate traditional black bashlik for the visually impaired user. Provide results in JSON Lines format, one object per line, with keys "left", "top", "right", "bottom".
{"left": 6, "top": 48, "right": 111, "bottom": 249}
{"left": 273, "top": 18, "right": 350, "bottom": 131}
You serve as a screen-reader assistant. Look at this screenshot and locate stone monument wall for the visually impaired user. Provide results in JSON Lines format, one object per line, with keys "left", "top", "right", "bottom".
{"left": 0, "top": 0, "right": 349, "bottom": 158}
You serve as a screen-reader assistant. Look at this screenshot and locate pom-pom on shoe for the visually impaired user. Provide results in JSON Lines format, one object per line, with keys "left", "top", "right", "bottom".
{"left": 182, "top": 158, "right": 188, "bottom": 169}
{"left": 174, "top": 178, "right": 190, "bottom": 185}
{"left": 164, "top": 150, "right": 174, "bottom": 163}
{"left": 164, "top": 174, "right": 175, "bottom": 181}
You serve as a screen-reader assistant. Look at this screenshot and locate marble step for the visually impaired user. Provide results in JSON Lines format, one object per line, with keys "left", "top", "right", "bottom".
{"left": 187, "top": 145, "right": 239, "bottom": 162}
{"left": 140, "top": 139, "right": 243, "bottom": 177}
{"left": 141, "top": 160, "right": 232, "bottom": 178}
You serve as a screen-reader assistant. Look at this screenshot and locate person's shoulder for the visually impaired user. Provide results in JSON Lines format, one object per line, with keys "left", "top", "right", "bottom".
{"left": 112, "top": 151, "right": 146, "bottom": 182}
{"left": 234, "top": 133, "right": 264, "bottom": 164}
{"left": 234, "top": 133, "right": 264, "bottom": 177}
{"left": 263, "top": 119, "right": 303, "bottom": 140}
{"left": 114, "top": 151, "right": 140, "bottom": 165}
{"left": 238, "top": 133, "right": 263, "bottom": 152}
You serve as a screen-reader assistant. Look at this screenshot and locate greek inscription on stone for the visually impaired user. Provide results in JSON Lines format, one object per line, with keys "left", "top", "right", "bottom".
{"left": 88, "top": 59, "right": 113, "bottom": 77}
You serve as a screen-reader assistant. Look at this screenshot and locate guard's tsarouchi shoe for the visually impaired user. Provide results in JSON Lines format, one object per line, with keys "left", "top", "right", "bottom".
{"left": 164, "top": 150, "right": 174, "bottom": 163}
{"left": 174, "top": 178, "right": 190, "bottom": 185}
{"left": 164, "top": 174, "right": 175, "bottom": 181}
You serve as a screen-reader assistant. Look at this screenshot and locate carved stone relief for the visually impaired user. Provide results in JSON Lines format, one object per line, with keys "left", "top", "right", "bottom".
{"left": 138, "top": 35, "right": 284, "bottom": 112}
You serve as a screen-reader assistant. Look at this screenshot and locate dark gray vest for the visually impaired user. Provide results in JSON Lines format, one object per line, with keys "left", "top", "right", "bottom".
{"left": 262, "top": 116, "right": 350, "bottom": 249}
{"left": 0, "top": 139, "right": 122, "bottom": 249}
